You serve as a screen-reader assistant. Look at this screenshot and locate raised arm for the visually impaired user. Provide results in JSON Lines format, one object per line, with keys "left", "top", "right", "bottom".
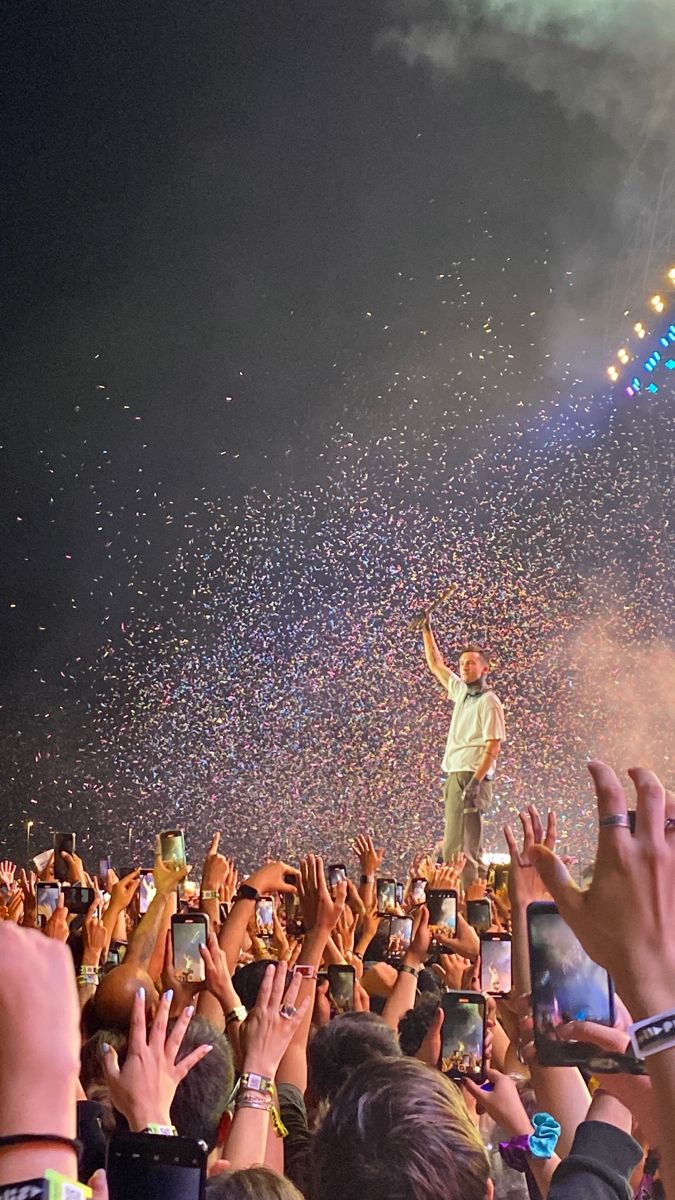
{"left": 421, "top": 614, "right": 451, "bottom": 690}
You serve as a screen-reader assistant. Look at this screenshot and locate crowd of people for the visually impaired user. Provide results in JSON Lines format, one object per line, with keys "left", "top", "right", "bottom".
{"left": 1, "top": 759, "right": 674, "bottom": 1200}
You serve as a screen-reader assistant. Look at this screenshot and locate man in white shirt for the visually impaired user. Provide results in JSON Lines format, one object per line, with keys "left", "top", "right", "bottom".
{"left": 421, "top": 614, "right": 506, "bottom": 882}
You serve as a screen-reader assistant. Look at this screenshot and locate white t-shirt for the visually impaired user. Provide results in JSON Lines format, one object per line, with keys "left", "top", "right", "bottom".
{"left": 442, "top": 673, "right": 506, "bottom": 775}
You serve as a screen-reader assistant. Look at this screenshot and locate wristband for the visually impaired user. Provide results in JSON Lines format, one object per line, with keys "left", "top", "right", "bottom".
{"left": 499, "top": 1113, "right": 561, "bottom": 1172}
{"left": 0, "top": 1133, "right": 82, "bottom": 1155}
{"left": 399, "top": 964, "right": 420, "bottom": 979}
{"left": 235, "top": 883, "right": 261, "bottom": 903}
{"left": 200, "top": 889, "right": 220, "bottom": 900}
{"left": 293, "top": 964, "right": 318, "bottom": 980}
{"left": 629, "top": 1008, "right": 675, "bottom": 1059}
{"left": 140, "top": 1124, "right": 177, "bottom": 1136}
{"left": 240, "top": 1071, "right": 274, "bottom": 1095}
{"left": 225, "top": 1005, "right": 248, "bottom": 1026}
{"left": 360, "top": 874, "right": 374, "bottom": 885}
{"left": 0, "top": 1171, "right": 92, "bottom": 1199}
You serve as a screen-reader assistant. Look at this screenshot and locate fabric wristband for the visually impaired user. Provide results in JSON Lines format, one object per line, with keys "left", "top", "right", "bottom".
{"left": 200, "top": 889, "right": 220, "bottom": 900}
{"left": 629, "top": 1008, "right": 675, "bottom": 1059}
{"left": 499, "top": 1113, "right": 561, "bottom": 1171}
{"left": 360, "top": 874, "right": 374, "bottom": 885}
{"left": 0, "top": 1133, "right": 82, "bottom": 1156}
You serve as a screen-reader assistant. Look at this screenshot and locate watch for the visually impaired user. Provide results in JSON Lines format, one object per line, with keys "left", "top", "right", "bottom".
{"left": 141, "top": 1124, "right": 178, "bottom": 1136}
{"left": 400, "top": 964, "right": 420, "bottom": 979}
{"left": 235, "top": 883, "right": 261, "bottom": 903}
{"left": 225, "top": 1005, "right": 248, "bottom": 1026}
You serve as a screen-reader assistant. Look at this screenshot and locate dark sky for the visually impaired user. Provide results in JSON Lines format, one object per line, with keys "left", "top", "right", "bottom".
{"left": 6, "top": 2, "right": 668, "bottom": 870}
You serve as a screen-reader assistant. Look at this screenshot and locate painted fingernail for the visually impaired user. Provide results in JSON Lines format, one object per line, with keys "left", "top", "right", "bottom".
{"left": 185, "top": 1004, "right": 195, "bottom": 1017}
{"left": 137, "top": 986, "right": 145, "bottom": 1001}
{"left": 101, "top": 1042, "right": 111, "bottom": 1054}
{"left": 203, "top": 1044, "right": 213, "bottom": 1053}
{"left": 164, "top": 989, "right": 173, "bottom": 1003}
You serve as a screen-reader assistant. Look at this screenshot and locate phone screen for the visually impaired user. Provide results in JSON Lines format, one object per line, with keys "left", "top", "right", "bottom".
{"left": 529, "top": 904, "right": 613, "bottom": 1060}
{"left": 388, "top": 916, "right": 413, "bottom": 959}
{"left": 66, "top": 885, "right": 97, "bottom": 915}
{"left": 172, "top": 918, "right": 207, "bottom": 983}
{"left": 99, "top": 856, "right": 112, "bottom": 883}
{"left": 328, "top": 965, "right": 355, "bottom": 1013}
{"left": 376, "top": 878, "right": 396, "bottom": 913}
{"left": 480, "top": 936, "right": 512, "bottom": 995}
{"left": 36, "top": 882, "right": 60, "bottom": 925}
{"left": 410, "top": 878, "right": 427, "bottom": 905}
{"left": 467, "top": 899, "right": 491, "bottom": 933}
{"left": 426, "top": 889, "right": 457, "bottom": 934}
{"left": 284, "top": 890, "right": 304, "bottom": 934}
{"left": 440, "top": 993, "right": 486, "bottom": 1080}
{"left": 328, "top": 864, "right": 347, "bottom": 889}
{"left": 255, "top": 896, "right": 275, "bottom": 938}
{"left": 107, "top": 1133, "right": 205, "bottom": 1200}
{"left": 139, "top": 871, "right": 156, "bottom": 914}
{"left": 160, "top": 830, "right": 186, "bottom": 868}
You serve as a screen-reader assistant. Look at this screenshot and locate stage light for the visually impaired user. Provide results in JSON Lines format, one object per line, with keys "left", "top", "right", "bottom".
{"left": 634, "top": 322, "right": 646, "bottom": 338}
{"left": 618, "top": 347, "right": 630, "bottom": 363}
{"left": 607, "top": 365, "right": 619, "bottom": 381}
{"left": 651, "top": 295, "right": 665, "bottom": 313}
{"left": 626, "top": 386, "right": 635, "bottom": 396}
{"left": 647, "top": 383, "right": 659, "bottom": 393}
{"left": 631, "top": 377, "right": 641, "bottom": 390}
{"left": 669, "top": 268, "right": 675, "bottom": 283}
{"left": 661, "top": 338, "right": 669, "bottom": 347}
{"left": 666, "top": 359, "right": 675, "bottom": 369}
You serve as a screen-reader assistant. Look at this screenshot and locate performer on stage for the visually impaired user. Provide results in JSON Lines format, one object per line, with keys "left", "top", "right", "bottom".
{"left": 421, "top": 614, "right": 506, "bottom": 883}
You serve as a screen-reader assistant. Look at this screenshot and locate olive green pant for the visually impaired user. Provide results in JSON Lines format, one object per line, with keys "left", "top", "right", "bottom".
{"left": 442, "top": 771, "right": 493, "bottom": 884}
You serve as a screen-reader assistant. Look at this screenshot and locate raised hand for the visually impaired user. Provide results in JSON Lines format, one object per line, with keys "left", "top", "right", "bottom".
{"left": 61, "top": 850, "right": 86, "bottom": 886}
{"left": 352, "top": 834, "right": 383, "bottom": 877}
{"left": 153, "top": 837, "right": 190, "bottom": 896}
{"left": 298, "top": 854, "right": 346, "bottom": 935}
{"left": 201, "top": 832, "right": 230, "bottom": 893}
{"left": 503, "top": 806, "right": 556, "bottom": 914}
{"left": 433, "top": 912, "right": 480, "bottom": 962}
{"left": 43, "top": 891, "right": 69, "bottom": 942}
{"left": 199, "top": 930, "right": 241, "bottom": 1011}
{"left": 0, "top": 860, "right": 16, "bottom": 890}
{"left": 102, "top": 987, "right": 212, "bottom": 1130}
{"left": 109, "top": 868, "right": 141, "bottom": 910}
{"left": 82, "top": 895, "right": 109, "bottom": 966}
{"left": 240, "top": 962, "right": 310, "bottom": 1078}
{"left": 246, "top": 860, "right": 299, "bottom": 897}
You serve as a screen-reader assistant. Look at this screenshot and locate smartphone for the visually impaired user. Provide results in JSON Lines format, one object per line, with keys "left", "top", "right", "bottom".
{"left": 284, "top": 888, "right": 305, "bottom": 935}
{"left": 528, "top": 901, "right": 614, "bottom": 1067}
{"left": 395, "top": 882, "right": 404, "bottom": 906}
{"left": 387, "top": 915, "right": 413, "bottom": 960}
{"left": 66, "top": 884, "right": 97, "bottom": 915}
{"left": 376, "top": 877, "right": 397, "bottom": 914}
{"left": 467, "top": 898, "right": 492, "bottom": 933}
{"left": 327, "top": 963, "right": 355, "bottom": 1013}
{"left": 54, "top": 831, "right": 76, "bottom": 883}
{"left": 255, "top": 895, "right": 275, "bottom": 940}
{"left": 171, "top": 913, "right": 209, "bottom": 983}
{"left": 99, "top": 855, "right": 112, "bottom": 884}
{"left": 328, "top": 863, "right": 347, "bottom": 890}
{"left": 439, "top": 991, "right": 487, "bottom": 1081}
{"left": 426, "top": 888, "right": 458, "bottom": 935}
{"left": 410, "top": 877, "right": 427, "bottom": 905}
{"left": 492, "top": 864, "right": 509, "bottom": 895}
{"left": 36, "top": 881, "right": 60, "bottom": 926}
{"left": 106, "top": 1131, "right": 206, "bottom": 1200}
{"left": 480, "top": 932, "right": 512, "bottom": 995}
{"left": 107, "top": 941, "right": 127, "bottom": 967}
{"left": 160, "top": 828, "right": 186, "bottom": 867}
{"left": 139, "top": 869, "right": 156, "bottom": 915}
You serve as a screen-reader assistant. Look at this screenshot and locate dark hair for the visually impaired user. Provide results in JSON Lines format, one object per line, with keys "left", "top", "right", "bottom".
{"left": 308, "top": 1012, "right": 400, "bottom": 1103}
{"left": 169, "top": 1017, "right": 235, "bottom": 1151}
{"left": 309, "top": 1057, "right": 489, "bottom": 1200}
{"left": 397, "top": 992, "right": 440, "bottom": 1057}
{"left": 416, "top": 966, "right": 442, "bottom": 997}
{"left": 206, "top": 1168, "right": 304, "bottom": 1200}
{"left": 232, "top": 959, "right": 276, "bottom": 1010}
{"left": 459, "top": 645, "right": 490, "bottom": 668}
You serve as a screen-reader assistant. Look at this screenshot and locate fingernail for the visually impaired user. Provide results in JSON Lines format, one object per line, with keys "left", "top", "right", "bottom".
{"left": 185, "top": 1004, "right": 194, "bottom": 1017}
{"left": 137, "top": 986, "right": 145, "bottom": 1001}
{"left": 203, "top": 1043, "right": 213, "bottom": 1053}
{"left": 164, "top": 989, "right": 174, "bottom": 1003}
{"left": 101, "top": 1042, "right": 111, "bottom": 1054}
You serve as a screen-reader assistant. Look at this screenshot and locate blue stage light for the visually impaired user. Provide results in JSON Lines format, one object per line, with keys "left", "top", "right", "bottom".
{"left": 647, "top": 383, "right": 659, "bottom": 393}
{"left": 645, "top": 362, "right": 653, "bottom": 371}
{"left": 665, "top": 359, "right": 675, "bottom": 369}
{"left": 631, "top": 377, "right": 642, "bottom": 390}
{"left": 661, "top": 337, "right": 669, "bottom": 347}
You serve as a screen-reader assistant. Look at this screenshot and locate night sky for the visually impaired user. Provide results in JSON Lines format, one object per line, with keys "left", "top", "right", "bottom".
{"left": 2, "top": 2, "right": 673, "bottom": 873}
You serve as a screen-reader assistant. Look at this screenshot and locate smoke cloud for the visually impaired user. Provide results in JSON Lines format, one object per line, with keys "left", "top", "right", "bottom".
{"left": 382, "top": 0, "right": 675, "bottom": 148}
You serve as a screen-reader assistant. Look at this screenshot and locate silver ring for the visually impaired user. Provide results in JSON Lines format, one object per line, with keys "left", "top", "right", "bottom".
{"left": 280, "top": 1003, "right": 297, "bottom": 1020}
{"left": 665, "top": 819, "right": 675, "bottom": 832}
{"left": 598, "top": 814, "right": 631, "bottom": 829}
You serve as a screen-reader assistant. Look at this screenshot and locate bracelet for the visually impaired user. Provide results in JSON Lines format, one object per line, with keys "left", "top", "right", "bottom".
{"left": 77, "top": 966, "right": 101, "bottom": 986}
{"left": 225, "top": 1005, "right": 248, "bottom": 1026}
{"left": 235, "top": 1092, "right": 288, "bottom": 1138}
{"left": 629, "top": 1008, "right": 675, "bottom": 1059}
{"left": 399, "top": 964, "right": 420, "bottom": 978}
{"left": 360, "top": 874, "right": 374, "bottom": 885}
{"left": 200, "top": 889, "right": 220, "bottom": 900}
{"left": 0, "top": 1133, "right": 82, "bottom": 1155}
{"left": 499, "top": 1114, "right": 561, "bottom": 1172}
{"left": 240, "top": 1071, "right": 274, "bottom": 1095}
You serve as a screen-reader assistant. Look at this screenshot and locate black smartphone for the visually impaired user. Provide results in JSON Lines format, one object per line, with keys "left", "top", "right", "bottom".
{"left": 439, "top": 991, "right": 487, "bottom": 1081}
{"left": 255, "top": 895, "right": 275, "bottom": 940}
{"left": 139, "top": 868, "right": 157, "bottom": 914}
{"left": 480, "top": 932, "right": 512, "bottom": 995}
{"left": 171, "top": 912, "right": 209, "bottom": 983}
{"left": 328, "top": 863, "right": 347, "bottom": 890}
{"left": 410, "top": 877, "right": 427, "bottom": 905}
{"left": 528, "top": 901, "right": 614, "bottom": 1067}
{"left": 36, "top": 881, "right": 60, "bottom": 927}
{"left": 106, "top": 1131, "right": 206, "bottom": 1200}
{"left": 467, "top": 898, "right": 492, "bottom": 933}
{"left": 66, "top": 884, "right": 97, "bottom": 915}
{"left": 395, "top": 882, "right": 404, "bottom": 906}
{"left": 284, "top": 886, "right": 305, "bottom": 935}
{"left": 387, "top": 915, "right": 413, "bottom": 960}
{"left": 426, "top": 888, "right": 458, "bottom": 935}
{"left": 54, "top": 831, "right": 76, "bottom": 883}
{"left": 376, "top": 877, "right": 397, "bottom": 914}
{"left": 327, "top": 963, "right": 355, "bottom": 1013}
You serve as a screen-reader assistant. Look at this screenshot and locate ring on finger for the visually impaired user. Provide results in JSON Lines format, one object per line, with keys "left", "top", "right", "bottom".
{"left": 280, "top": 1003, "right": 297, "bottom": 1020}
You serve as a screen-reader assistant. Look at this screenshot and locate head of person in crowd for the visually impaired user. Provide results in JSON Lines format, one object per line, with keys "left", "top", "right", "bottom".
{"left": 92, "top": 960, "right": 161, "bottom": 1029}
{"left": 397, "top": 991, "right": 444, "bottom": 1067}
{"left": 232, "top": 958, "right": 277, "bottom": 1010}
{"left": 309, "top": 1056, "right": 492, "bottom": 1200}
{"left": 307, "top": 1011, "right": 401, "bottom": 1108}
{"left": 206, "top": 1166, "right": 304, "bottom": 1200}
{"left": 169, "top": 1017, "right": 235, "bottom": 1162}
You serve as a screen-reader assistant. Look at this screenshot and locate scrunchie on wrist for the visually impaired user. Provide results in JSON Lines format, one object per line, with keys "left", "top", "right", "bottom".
{"left": 499, "top": 1112, "right": 561, "bottom": 1172}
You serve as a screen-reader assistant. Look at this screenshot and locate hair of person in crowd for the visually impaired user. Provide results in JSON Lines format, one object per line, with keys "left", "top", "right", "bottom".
{"left": 307, "top": 1011, "right": 401, "bottom": 1107}
{"left": 309, "top": 1056, "right": 492, "bottom": 1200}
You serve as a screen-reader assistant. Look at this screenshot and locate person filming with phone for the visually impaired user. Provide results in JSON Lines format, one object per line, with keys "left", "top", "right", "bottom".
{"left": 420, "top": 615, "right": 505, "bottom": 884}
